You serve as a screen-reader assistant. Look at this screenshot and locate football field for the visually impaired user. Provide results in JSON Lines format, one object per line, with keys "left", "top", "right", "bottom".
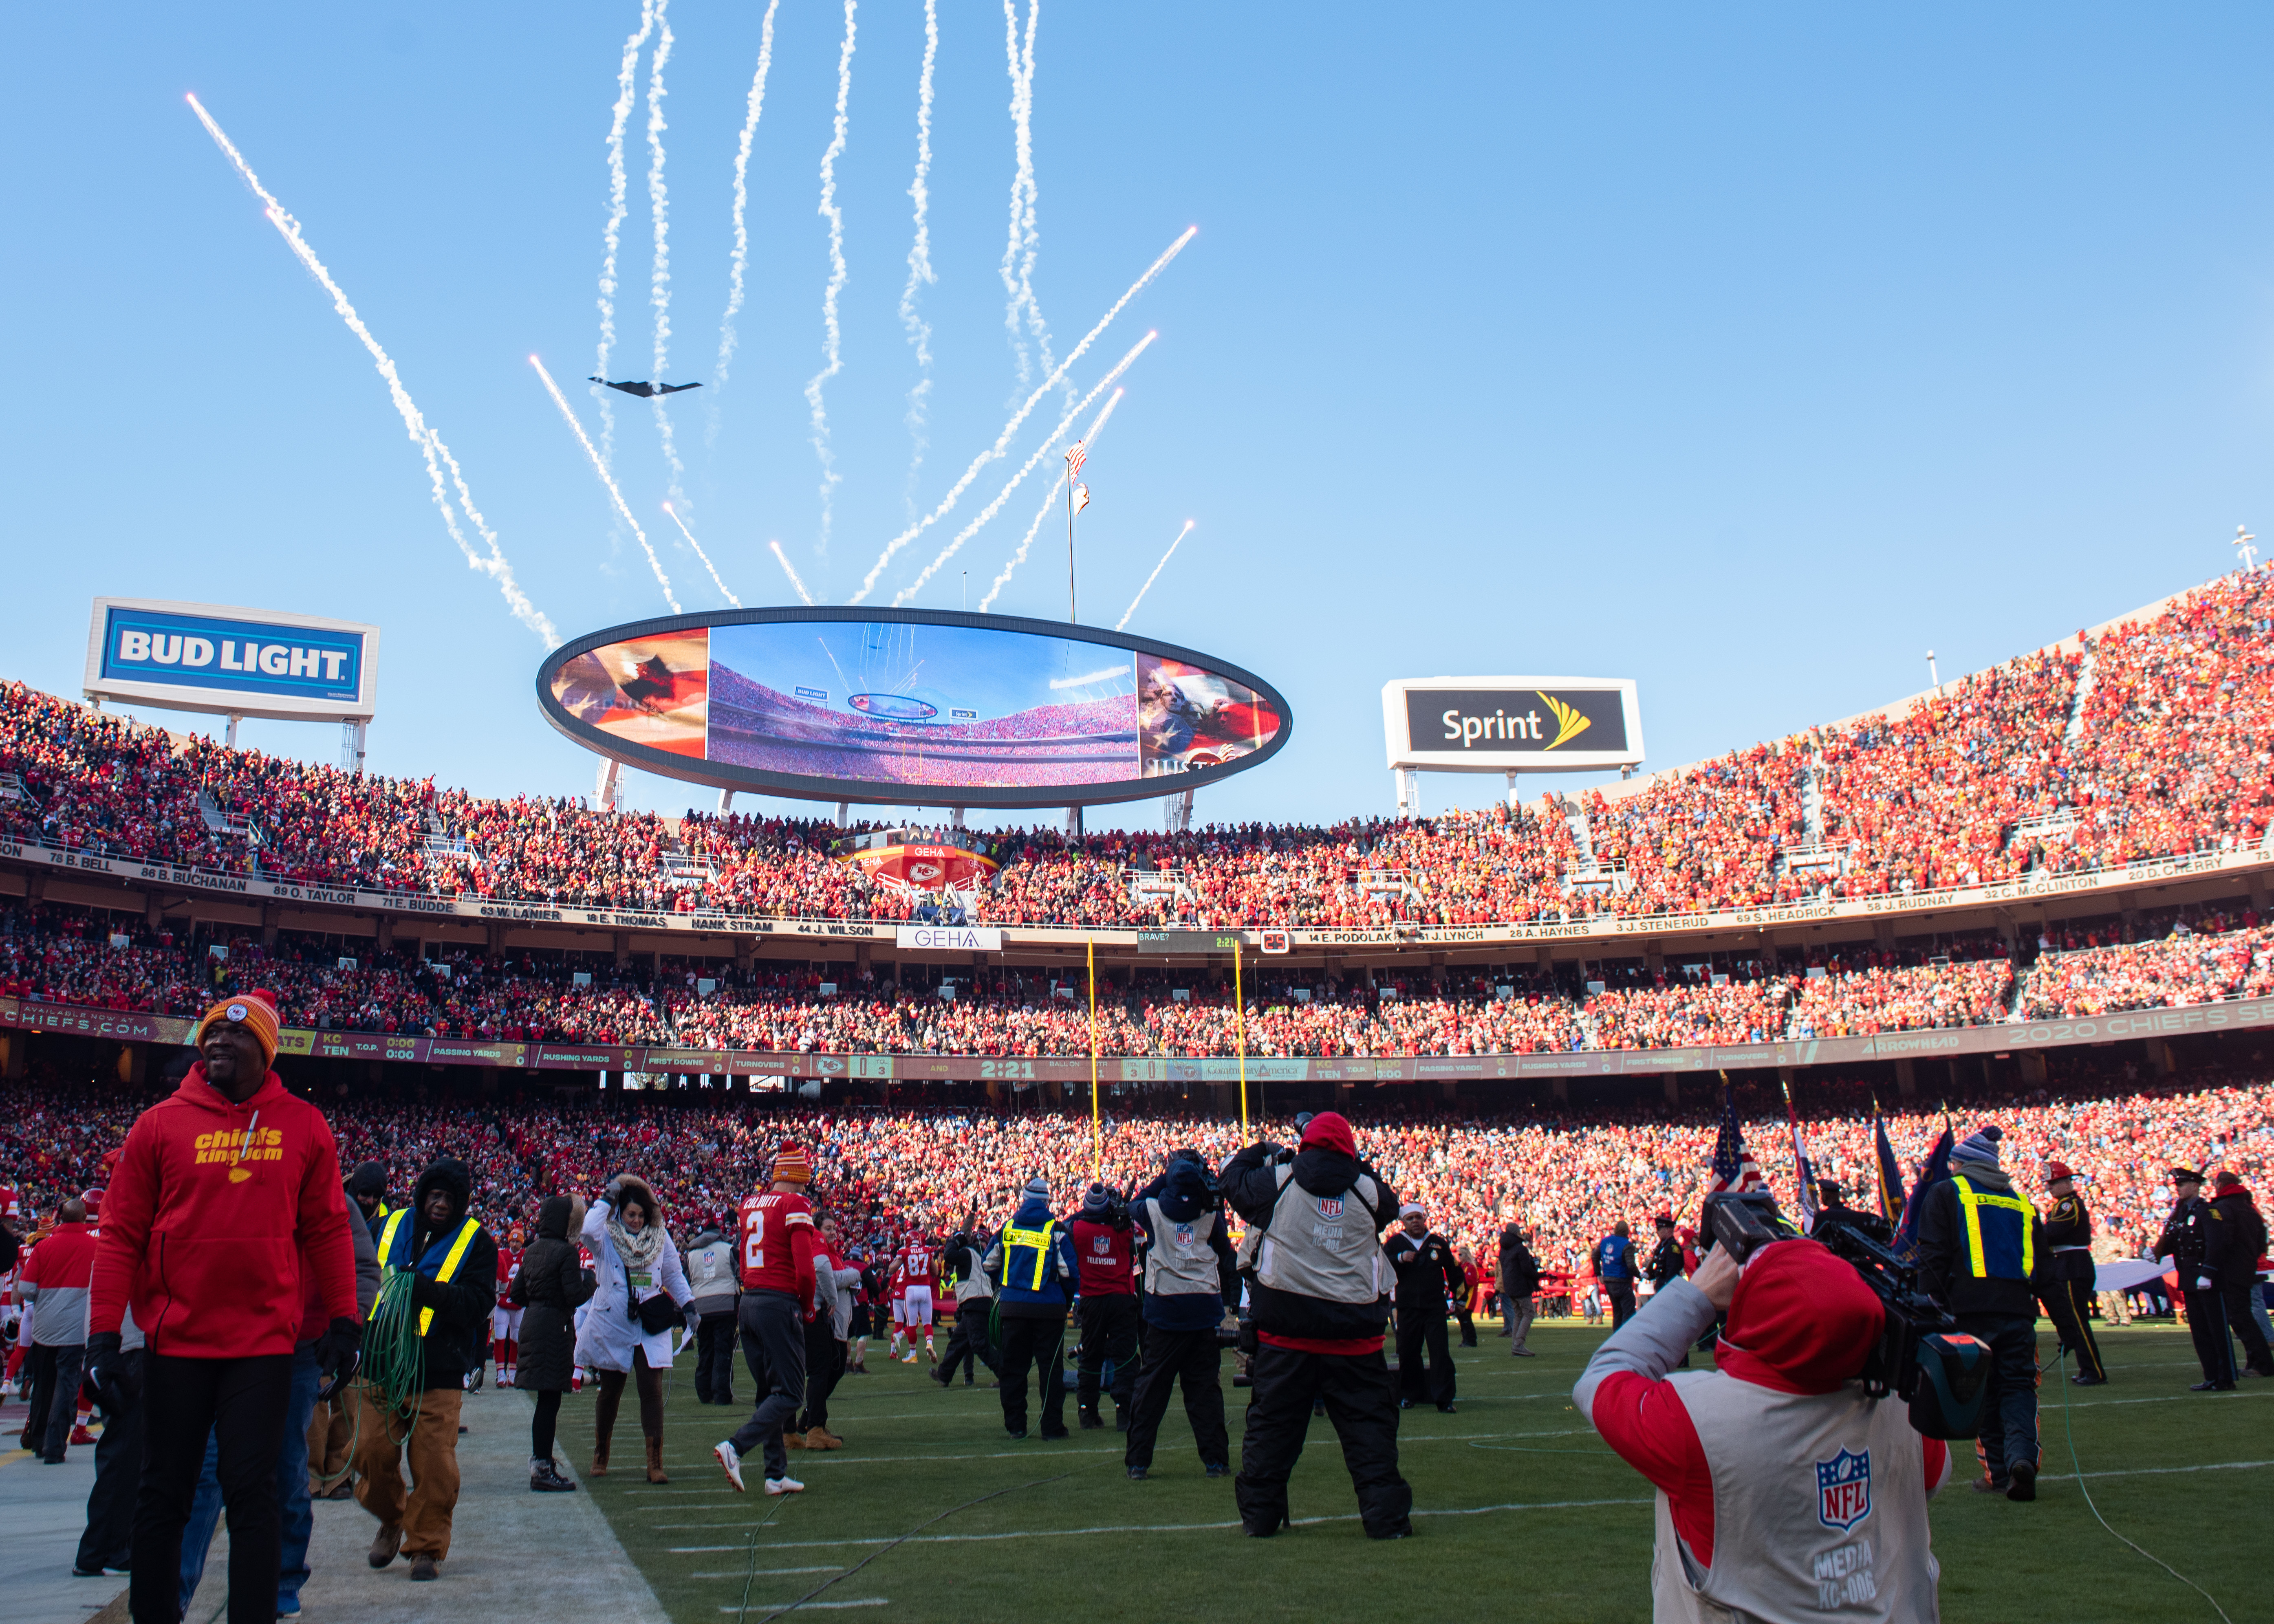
{"left": 555, "top": 1320, "right": 2262, "bottom": 1623}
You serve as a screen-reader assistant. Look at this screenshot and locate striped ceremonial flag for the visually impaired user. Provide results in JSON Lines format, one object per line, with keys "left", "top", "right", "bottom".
{"left": 1065, "top": 441, "right": 1087, "bottom": 479}
{"left": 1706, "top": 1085, "right": 1764, "bottom": 1196}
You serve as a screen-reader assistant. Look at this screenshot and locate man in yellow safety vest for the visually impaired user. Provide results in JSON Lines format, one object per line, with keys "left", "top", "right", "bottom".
{"left": 981, "top": 1178, "right": 1078, "bottom": 1440}
{"left": 1917, "top": 1126, "right": 2045, "bottom": 1503}
{"left": 353, "top": 1157, "right": 498, "bottom": 1583}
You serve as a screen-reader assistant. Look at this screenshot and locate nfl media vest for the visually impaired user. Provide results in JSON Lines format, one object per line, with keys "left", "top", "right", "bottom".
{"left": 1254, "top": 1163, "right": 1387, "bottom": 1306}
{"left": 1140, "top": 1199, "right": 1222, "bottom": 1297}
{"left": 1651, "top": 1370, "right": 1939, "bottom": 1624}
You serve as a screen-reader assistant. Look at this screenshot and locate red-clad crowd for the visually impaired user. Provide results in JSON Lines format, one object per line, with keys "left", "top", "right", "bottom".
{"left": 7, "top": 569, "right": 2273, "bottom": 933}
{"left": 6, "top": 1070, "right": 2267, "bottom": 1295}
{"left": 3, "top": 896, "right": 2268, "bottom": 1056}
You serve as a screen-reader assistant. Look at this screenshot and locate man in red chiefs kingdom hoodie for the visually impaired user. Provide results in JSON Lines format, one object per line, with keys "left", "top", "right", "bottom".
{"left": 87, "top": 991, "right": 361, "bottom": 1624}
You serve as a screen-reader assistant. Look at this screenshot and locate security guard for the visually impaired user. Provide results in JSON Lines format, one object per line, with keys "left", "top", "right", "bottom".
{"left": 2036, "top": 1161, "right": 2105, "bottom": 1385}
{"left": 2157, "top": 1168, "right": 2235, "bottom": 1391}
{"left": 1384, "top": 1203, "right": 1462, "bottom": 1413}
{"left": 1917, "top": 1126, "right": 2045, "bottom": 1501}
{"left": 1221, "top": 1111, "right": 1412, "bottom": 1539}
{"left": 982, "top": 1178, "right": 1078, "bottom": 1439}
{"left": 2208, "top": 1171, "right": 2274, "bottom": 1379}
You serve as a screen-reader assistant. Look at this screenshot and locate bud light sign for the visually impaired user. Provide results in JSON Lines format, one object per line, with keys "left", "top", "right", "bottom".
{"left": 85, "top": 599, "right": 379, "bottom": 722}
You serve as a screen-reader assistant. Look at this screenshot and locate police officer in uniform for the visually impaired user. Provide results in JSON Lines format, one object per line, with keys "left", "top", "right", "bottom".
{"left": 2035, "top": 1161, "right": 2105, "bottom": 1385}
{"left": 1642, "top": 1212, "right": 1689, "bottom": 1367}
{"left": 1384, "top": 1203, "right": 1461, "bottom": 1413}
{"left": 1917, "top": 1126, "right": 2045, "bottom": 1500}
{"left": 2157, "top": 1168, "right": 2236, "bottom": 1391}
{"left": 1816, "top": 1179, "right": 1893, "bottom": 1245}
{"left": 1221, "top": 1111, "right": 1412, "bottom": 1540}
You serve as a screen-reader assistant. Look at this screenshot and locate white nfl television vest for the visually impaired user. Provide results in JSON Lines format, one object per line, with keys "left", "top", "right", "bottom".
{"left": 1141, "top": 1199, "right": 1221, "bottom": 1296}
{"left": 1651, "top": 1370, "right": 1939, "bottom": 1624}
{"left": 1252, "top": 1164, "right": 1385, "bottom": 1304}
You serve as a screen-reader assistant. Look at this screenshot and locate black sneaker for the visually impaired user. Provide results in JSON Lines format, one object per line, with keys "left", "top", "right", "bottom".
{"left": 1126, "top": 1466, "right": 1147, "bottom": 1480}
{"left": 2190, "top": 1380, "right": 2237, "bottom": 1392}
{"left": 1079, "top": 1414, "right": 1104, "bottom": 1430}
{"left": 2006, "top": 1461, "right": 2036, "bottom": 1503}
{"left": 1437, "top": 1404, "right": 1457, "bottom": 1414}
{"left": 1006, "top": 1429, "right": 1027, "bottom": 1440}
{"left": 1204, "top": 1462, "right": 1230, "bottom": 1478}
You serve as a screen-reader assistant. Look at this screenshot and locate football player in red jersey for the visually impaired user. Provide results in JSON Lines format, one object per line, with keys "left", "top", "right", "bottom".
{"left": 895, "top": 1238, "right": 939, "bottom": 1366}
{"left": 493, "top": 1225, "right": 525, "bottom": 1387}
{"left": 715, "top": 1145, "right": 819, "bottom": 1497}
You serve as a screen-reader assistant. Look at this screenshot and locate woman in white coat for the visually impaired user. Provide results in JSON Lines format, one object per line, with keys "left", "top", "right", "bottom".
{"left": 577, "top": 1175, "right": 694, "bottom": 1483}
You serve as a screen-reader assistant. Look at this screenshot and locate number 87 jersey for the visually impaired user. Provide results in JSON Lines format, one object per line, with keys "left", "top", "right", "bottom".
{"left": 738, "top": 1188, "right": 820, "bottom": 1306}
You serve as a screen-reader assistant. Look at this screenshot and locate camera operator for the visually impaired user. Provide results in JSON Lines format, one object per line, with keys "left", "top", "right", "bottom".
{"left": 1916, "top": 1127, "right": 2044, "bottom": 1499}
{"left": 1221, "top": 1111, "right": 1412, "bottom": 1540}
{"left": 1069, "top": 1182, "right": 1139, "bottom": 1431}
{"left": 1576, "top": 1235, "right": 1953, "bottom": 1621}
{"left": 1122, "top": 1154, "right": 1238, "bottom": 1478}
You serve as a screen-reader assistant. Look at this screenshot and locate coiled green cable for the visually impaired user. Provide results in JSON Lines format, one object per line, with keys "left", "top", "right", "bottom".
{"left": 363, "top": 1269, "right": 432, "bottom": 1436}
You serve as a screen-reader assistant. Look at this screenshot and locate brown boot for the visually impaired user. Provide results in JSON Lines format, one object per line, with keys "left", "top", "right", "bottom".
{"left": 805, "top": 1426, "right": 844, "bottom": 1451}
{"left": 645, "top": 1437, "right": 670, "bottom": 1484}
{"left": 783, "top": 1428, "right": 807, "bottom": 1450}
{"left": 592, "top": 1379, "right": 622, "bottom": 1477}
{"left": 367, "top": 1523, "right": 402, "bottom": 1569}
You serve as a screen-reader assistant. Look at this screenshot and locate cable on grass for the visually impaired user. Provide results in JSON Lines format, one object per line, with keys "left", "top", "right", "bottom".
{"left": 2052, "top": 1349, "right": 2234, "bottom": 1624}
{"left": 751, "top": 1468, "right": 1080, "bottom": 1621}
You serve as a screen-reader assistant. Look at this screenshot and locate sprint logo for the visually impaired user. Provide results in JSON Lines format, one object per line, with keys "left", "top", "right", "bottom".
{"left": 1537, "top": 691, "right": 1593, "bottom": 750}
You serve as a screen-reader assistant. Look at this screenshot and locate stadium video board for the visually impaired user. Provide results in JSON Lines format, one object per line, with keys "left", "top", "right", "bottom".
{"left": 1382, "top": 676, "right": 1643, "bottom": 773}
{"left": 538, "top": 607, "right": 1291, "bottom": 809}
{"left": 83, "top": 598, "right": 379, "bottom": 722}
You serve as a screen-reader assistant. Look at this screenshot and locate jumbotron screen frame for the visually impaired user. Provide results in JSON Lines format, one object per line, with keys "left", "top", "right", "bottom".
{"left": 535, "top": 605, "right": 1293, "bottom": 810}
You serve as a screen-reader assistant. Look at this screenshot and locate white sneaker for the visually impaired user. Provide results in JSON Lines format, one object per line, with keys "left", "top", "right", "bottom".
{"left": 901, "top": 1352, "right": 918, "bottom": 1364}
{"left": 714, "top": 1441, "right": 746, "bottom": 1493}
{"left": 763, "top": 1475, "right": 805, "bottom": 1495}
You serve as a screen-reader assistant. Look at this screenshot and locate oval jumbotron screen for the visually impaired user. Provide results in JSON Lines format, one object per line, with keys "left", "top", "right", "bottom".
{"left": 535, "top": 607, "right": 1292, "bottom": 809}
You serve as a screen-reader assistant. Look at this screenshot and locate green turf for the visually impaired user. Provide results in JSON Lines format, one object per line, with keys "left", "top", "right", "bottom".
{"left": 548, "top": 1319, "right": 2265, "bottom": 1623}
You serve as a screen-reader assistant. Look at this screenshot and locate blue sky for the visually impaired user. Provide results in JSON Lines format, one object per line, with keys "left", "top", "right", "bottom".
{"left": 7, "top": 6, "right": 2274, "bottom": 830}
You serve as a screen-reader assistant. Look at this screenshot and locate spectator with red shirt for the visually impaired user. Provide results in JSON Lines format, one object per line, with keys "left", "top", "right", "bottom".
{"left": 1577, "top": 1239, "right": 1952, "bottom": 1622}
{"left": 714, "top": 1144, "right": 819, "bottom": 1497}
{"left": 16, "top": 1193, "right": 95, "bottom": 1463}
{"left": 86, "top": 991, "right": 360, "bottom": 1624}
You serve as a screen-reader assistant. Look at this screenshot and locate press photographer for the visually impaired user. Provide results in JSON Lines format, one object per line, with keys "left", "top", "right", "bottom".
{"left": 1575, "top": 1219, "right": 1959, "bottom": 1623}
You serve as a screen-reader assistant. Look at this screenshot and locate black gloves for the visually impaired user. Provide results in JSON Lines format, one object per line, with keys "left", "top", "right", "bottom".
{"left": 410, "top": 1273, "right": 449, "bottom": 1310}
{"left": 312, "top": 1315, "right": 363, "bottom": 1378}
{"left": 82, "top": 1331, "right": 139, "bottom": 1417}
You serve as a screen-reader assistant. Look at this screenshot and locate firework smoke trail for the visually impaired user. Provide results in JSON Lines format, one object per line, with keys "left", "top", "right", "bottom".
{"left": 891, "top": 333, "right": 1150, "bottom": 606}
{"left": 597, "top": 0, "right": 661, "bottom": 470}
{"left": 645, "top": 0, "right": 689, "bottom": 510}
{"left": 978, "top": 386, "right": 1126, "bottom": 613}
{"left": 663, "top": 504, "right": 740, "bottom": 606}
{"left": 850, "top": 224, "right": 1195, "bottom": 603}
{"left": 998, "top": 0, "right": 1056, "bottom": 394}
{"left": 1116, "top": 520, "right": 1195, "bottom": 631}
{"left": 893, "top": 342, "right": 1149, "bottom": 609}
{"left": 897, "top": 0, "right": 940, "bottom": 505}
{"left": 184, "top": 96, "right": 557, "bottom": 646}
{"left": 768, "top": 539, "right": 815, "bottom": 605}
{"left": 713, "top": 0, "right": 782, "bottom": 405}
{"left": 531, "top": 356, "right": 681, "bottom": 612}
{"left": 802, "top": 0, "right": 860, "bottom": 553}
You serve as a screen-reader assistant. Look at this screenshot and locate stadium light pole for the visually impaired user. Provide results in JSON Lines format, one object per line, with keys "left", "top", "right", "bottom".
{"left": 2237, "top": 526, "right": 2258, "bottom": 572}
{"left": 1925, "top": 650, "right": 1940, "bottom": 694}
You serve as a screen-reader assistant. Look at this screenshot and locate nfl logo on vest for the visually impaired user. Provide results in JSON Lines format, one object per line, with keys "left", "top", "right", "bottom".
{"left": 1816, "top": 1448, "right": 1872, "bottom": 1532}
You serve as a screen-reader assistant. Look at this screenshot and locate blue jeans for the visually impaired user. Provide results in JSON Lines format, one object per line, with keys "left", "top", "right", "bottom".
{"left": 181, "top": 1346, "right": 322, "bottom": 1614}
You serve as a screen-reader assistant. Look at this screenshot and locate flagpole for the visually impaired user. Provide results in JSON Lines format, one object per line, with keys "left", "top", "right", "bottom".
{"left": 1066, "top": 453, "right": 1078, "bottom": 623}
{"left": 1234, "top": 937, "right": 1250, "bottom": 1138}
{"left": 1088, "top": 936, "right": 1102, "bottom": 1179}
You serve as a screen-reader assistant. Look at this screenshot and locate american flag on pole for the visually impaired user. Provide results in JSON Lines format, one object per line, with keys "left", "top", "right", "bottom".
{"left": 1706, "top": 1085, "right": 1765, "bottom": 1196}
{"left": 1065, "top": 441, "right": 1087, "bottom": 479}
{"left": 1073, "top": 483, "right": 1091, "bottom": 514}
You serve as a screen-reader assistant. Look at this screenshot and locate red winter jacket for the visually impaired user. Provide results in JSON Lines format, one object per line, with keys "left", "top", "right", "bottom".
{"left": 90, "top": 1066, "right": 358, "bottom": 1359}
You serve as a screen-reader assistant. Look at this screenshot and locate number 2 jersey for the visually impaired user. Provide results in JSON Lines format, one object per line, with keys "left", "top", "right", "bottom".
{"left": 737, "top": 1190, "right": 819, "bottom": 1312}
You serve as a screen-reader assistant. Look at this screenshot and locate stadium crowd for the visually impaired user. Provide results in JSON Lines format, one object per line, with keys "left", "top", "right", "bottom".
{"left": 3, "top": 897, "right": 2269, "bottom": 1056}
{"left": 5, "top": 1067, "right": 2267, "bottom": 1299}
{"left": 6, "top": 569, "right": 2273, "bottom": 935}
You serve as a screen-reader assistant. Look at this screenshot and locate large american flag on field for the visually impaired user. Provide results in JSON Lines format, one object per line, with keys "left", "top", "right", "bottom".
{"left": 1706, "top": 1085, "right": 1765, "bottom": 1195}
{"left": 1065, "top": 441, "right": 1087, "bottom": 479}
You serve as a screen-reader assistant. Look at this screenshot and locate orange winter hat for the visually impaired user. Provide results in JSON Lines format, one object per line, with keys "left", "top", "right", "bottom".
{"left": 193, "top": 989, "right": 281, "bottom": 1070}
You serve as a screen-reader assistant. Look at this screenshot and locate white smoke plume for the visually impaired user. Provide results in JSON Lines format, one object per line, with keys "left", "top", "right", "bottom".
{"left": 1116, "top": 519, "right": 1194, "bottom": 630}
{"left": 998, "top": 0, "right": 1056, "bottom": 395}
{"left": 897, "top": 0, "right": 940, "bottom": 504}
{"left": 768, "top": 539, "right": 815, "bottom": 605}
{"left": 713, "top": 0, "right": 782, "bottom": 400}
{"left": 597, "top": 0, "right": 660, "bottom": 471}
{"left": 646, "top": 0, "right": 687, "bottom": 510}
{"left": 849, "top": 224, "right": 1196, "bottom": 603}
{"left": 802, "top": 0, "right": 860, "bottom": 553}
{"left": 185, "top": 95, "right": 557, "bottom": 647}
{"left": 978, "top": 386, "right": 1126, "bottom": 613}
{"left": 894, "top": 332, "right": 1151, "bottom": 607}
{"left": 663, "top": 503, "right": 740, "bottom": 606}
{"left": 530, "top": 355, "right": 681, "bottom": 612}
